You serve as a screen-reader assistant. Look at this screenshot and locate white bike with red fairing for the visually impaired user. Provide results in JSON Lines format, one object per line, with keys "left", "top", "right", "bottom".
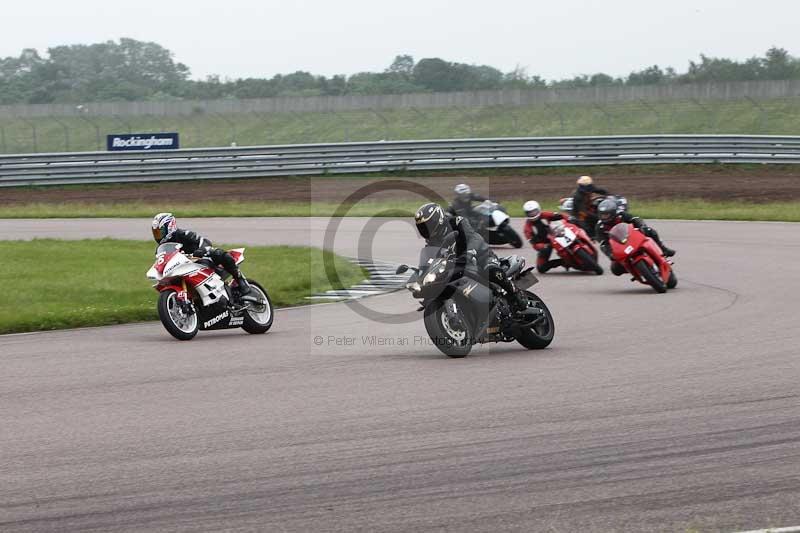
{"left": 146, "top": 243, "right": 274, "bottom": 340}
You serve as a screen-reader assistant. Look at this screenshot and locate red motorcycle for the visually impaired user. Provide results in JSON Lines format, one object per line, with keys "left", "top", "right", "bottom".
{"left": 608, "top": 223, "right": 677, "bottom": 294}
{"left": 146, "top": 243, "right": 274, "bottom": 340}
{"left": 547, "top": 220, "right": 603, "bottom": 275}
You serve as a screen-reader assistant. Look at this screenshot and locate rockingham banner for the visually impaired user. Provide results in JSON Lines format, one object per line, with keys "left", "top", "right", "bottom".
{"left": 107, "top": 132, "right": 180, "bottom": 151}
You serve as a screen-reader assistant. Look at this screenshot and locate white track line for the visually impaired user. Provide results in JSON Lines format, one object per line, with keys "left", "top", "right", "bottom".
{"left": 306, "top": 258, "right": 409, "bottom": 301}
{"left": 733, "top": 526, "right": 800, "bottom": 533}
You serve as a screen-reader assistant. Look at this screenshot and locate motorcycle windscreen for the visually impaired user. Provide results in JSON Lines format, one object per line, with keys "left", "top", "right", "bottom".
{"left": 474, "top": 200, "right": 495, "bottom": 216}
{"left": 417, "top": 243, "right": 453, "bottom": 269}
{"left": 515, "top": 270, "right": 540, "bottom": 290}
{"left": 156, "top": 242, "right": 182, "bottom": 255}
{"left": 608, "top": 223, "right": 630, "bottom": 243}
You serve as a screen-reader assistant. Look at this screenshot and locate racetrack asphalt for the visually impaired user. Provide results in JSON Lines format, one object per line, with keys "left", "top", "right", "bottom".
{"left": 1, "top": 218, "right": 799, "bottom": 532}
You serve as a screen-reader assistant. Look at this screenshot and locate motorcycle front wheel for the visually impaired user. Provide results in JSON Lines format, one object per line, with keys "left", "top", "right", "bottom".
{"left": 635, "top": 259, "right": 667, "bottom": 294}
{"left": 157, "top": 290, "right": 199, "bottom": 341}
{"left": 515, "top": 291, "right": 555, "bottom": 350}
{"left": 489, "top": 224, "right": 523, "bottom": 248}
{"left": 423, "top": 299, "right": 472, "bottom": 358}
{"left": 667, "top": 269, "right": 678, "bottom": 289}
{"left": 575, "top": 248, "right": 603, "bottom": 275}
{"left": 504, "top": 226, "right": 523, "bottom": 248}
{"left": 241, "top": 281, "right": 274, "bottom": 334}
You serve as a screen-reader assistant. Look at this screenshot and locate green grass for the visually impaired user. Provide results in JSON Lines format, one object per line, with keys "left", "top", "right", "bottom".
{"left": 0, "top": 198, "right": 799, "bottom": 222}
{"left": 4, "top": 98, "right": 800, "bottom": 154}
{"left": 0, "top": 239, "right": 365, "bottom": 334}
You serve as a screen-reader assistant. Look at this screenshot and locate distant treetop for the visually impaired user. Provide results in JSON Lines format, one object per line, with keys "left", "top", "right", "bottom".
{"left": 1, "top": 39, "right": 798, "bottom": 104}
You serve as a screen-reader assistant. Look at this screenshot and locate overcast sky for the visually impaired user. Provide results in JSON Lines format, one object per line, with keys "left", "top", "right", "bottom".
{"left": 4, "top": 0, "right": 799, "bottom": 80}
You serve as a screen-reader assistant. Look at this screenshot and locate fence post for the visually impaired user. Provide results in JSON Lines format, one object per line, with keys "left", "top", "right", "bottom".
{"left": 592, "top": 103, "right": 614, "bottom": 135}
{"left": 330, "top": 111, "right": 350, "bottom": 142}
{"left": 507, "top": 106, "right": 519, "bottom": 135}
{"left": 113, "top": 115, "right": 132, "bottom": 133}
{"left": 256, "top": 112, "right": 271, "bottom": 144}
{"left": 543, "top": 103, "right": 565, "bottom": 135}
{"left": 454, "top": 106, "right": 477, "bottom": 135}
{"left": 77, "top": 107, "right": 101, "bottom": 150}
{"left": 690, "top": 99, "right": 716, "bottom": 132}
{"left": 744, "top": 96, "right": 767, "bottom": 133}
{"left": 181, "top": 114, "right": 200, "bottom": 147}
{"left": 638, "top": 99, "right": 663, "bottom": 133}
{"left": 370, "top": 109, "right": 390, "bottom": 140}
{"left": 214, "top": 113, "right": 237, "bottom": 146}
{"left": 52, "top": 116, "right": 71, "bottom": 152}
{"left": 19, "top": 117, "right": 38, "bottom": 153}
{"left": 291, "top": 111, "right": 314, "bottom": 143}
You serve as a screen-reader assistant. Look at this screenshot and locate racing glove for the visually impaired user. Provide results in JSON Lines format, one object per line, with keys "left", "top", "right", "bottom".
{"left": 192, "top": 247, "right": 211, "bottom": 258}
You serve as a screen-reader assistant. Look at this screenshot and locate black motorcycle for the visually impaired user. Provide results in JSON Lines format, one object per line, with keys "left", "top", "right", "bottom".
{"left": 396, "top": 245, "right": 555, "bottom": 358}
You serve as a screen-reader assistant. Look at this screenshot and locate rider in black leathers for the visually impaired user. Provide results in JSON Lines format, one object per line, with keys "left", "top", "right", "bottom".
{"left": 151, "top": 212, "right": 251, "bottom": 294}
{"left": 571, "top": 175, "right": 608, "bottom": 238}
{"left": 415, "top": 202, "right": 526, "bottom": 313}
{"left": 594, "top": 199, "right": 675, "bottom": 275}
{"left": 447, "top": 183, "right": 487, "bottom": 220}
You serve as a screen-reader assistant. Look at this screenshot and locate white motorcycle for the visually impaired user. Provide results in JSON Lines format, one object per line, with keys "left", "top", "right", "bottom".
{"left": 471, "top": 200, "right": 523, "bottom": 248}
{"left": 146, "top": 243, "right": 274, "bottom": 340}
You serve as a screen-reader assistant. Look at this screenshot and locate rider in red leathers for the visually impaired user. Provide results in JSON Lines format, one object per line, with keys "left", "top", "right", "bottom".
{"left": 522, "top": 200, "right": 564, "bottom": 273}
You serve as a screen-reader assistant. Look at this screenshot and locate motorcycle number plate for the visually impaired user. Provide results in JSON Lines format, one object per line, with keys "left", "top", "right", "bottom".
{"left": 555, "top": 234, "right": 575, "bottom": 248}
{"left": 624, "top": 245, "right": 634, "bottom": 255}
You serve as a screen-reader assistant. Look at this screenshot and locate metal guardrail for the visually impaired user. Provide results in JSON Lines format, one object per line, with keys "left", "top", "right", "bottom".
{"left": 2, "top": 134, "right": 800, "bottom": 187}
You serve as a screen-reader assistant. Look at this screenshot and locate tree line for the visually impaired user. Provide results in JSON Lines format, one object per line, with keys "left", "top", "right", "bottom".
{"left": 1, "top": 38, "right": 799, "bottom": 105}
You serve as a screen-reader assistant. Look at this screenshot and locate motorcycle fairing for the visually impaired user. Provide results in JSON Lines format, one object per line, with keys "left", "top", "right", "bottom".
{"left": 548, "top": 220, "right": 599, "bottom": 269}
{"left": 449, "top": 277, "right": 493, "bottom": 341}
{"left": 228, "top": 248, "right": 245, "bottom": 266}
{"left": 190, "top": 271, "right": 227, "bottom": 306}
{"left": 491, "top": 209, "right": 510, "bottom": 227}
{"left": 197, "top": 299, "right": 237, "bottom": 330}
{"left": 609, "top": 224, "right": 672, "bottom": 284}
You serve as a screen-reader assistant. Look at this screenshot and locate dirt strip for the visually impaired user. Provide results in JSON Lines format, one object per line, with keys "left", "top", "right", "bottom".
{"left": 2, "top": 165, "right": 799, "bottom": 204}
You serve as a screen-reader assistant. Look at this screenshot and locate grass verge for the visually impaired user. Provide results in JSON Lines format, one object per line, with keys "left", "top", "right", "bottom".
{"left": 4, "top": 98, "right": 800, "bottom": 154}
{"left": 0, "top": 199, "right": 799, "bottom": 222}
{"left": 0, "top": 239, "right": 366, "bottom": 334}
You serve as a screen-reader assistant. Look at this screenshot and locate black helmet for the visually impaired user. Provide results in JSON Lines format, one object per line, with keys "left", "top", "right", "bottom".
{"left": 597, "top": 198, "right": 618, "bottom": 223}
{"left": 415, "top": 202, "right": 447, "bottom": 240}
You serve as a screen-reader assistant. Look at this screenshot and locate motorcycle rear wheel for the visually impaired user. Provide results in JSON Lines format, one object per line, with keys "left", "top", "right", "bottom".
{"left": 515, "top": 291, "right": 555, "bottom": 350}
{"left": 158, "top": 290, "right": 199, "bottom": 341}
{"left": 423, "top": 300, "right": 472, "bottom": 358}
{"left": 635, "top": 260, "right": 667, "bottom": 294}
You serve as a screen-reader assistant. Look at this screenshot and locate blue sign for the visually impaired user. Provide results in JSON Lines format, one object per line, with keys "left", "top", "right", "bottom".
{"left": 107, "top": 132, "right": 180, "bottom": 151}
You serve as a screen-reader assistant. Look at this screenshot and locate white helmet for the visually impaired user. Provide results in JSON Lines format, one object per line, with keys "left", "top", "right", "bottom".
{"left": 576, "top": 175, "right": 593, "bottom": 187}
{"left": 454, "top": 183, "right": 471, "bottom": 198}
{"left": 523, "top": 200, "right": 542, "bottom": 221}
{"left": 614, "top": 195, "right": 629, "bottom": 213}
{"left": 151, "top": 212, "right": 177, "bottom": 243}
{"left": 559, "top": 198, "right": 574, "bottom": 213}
